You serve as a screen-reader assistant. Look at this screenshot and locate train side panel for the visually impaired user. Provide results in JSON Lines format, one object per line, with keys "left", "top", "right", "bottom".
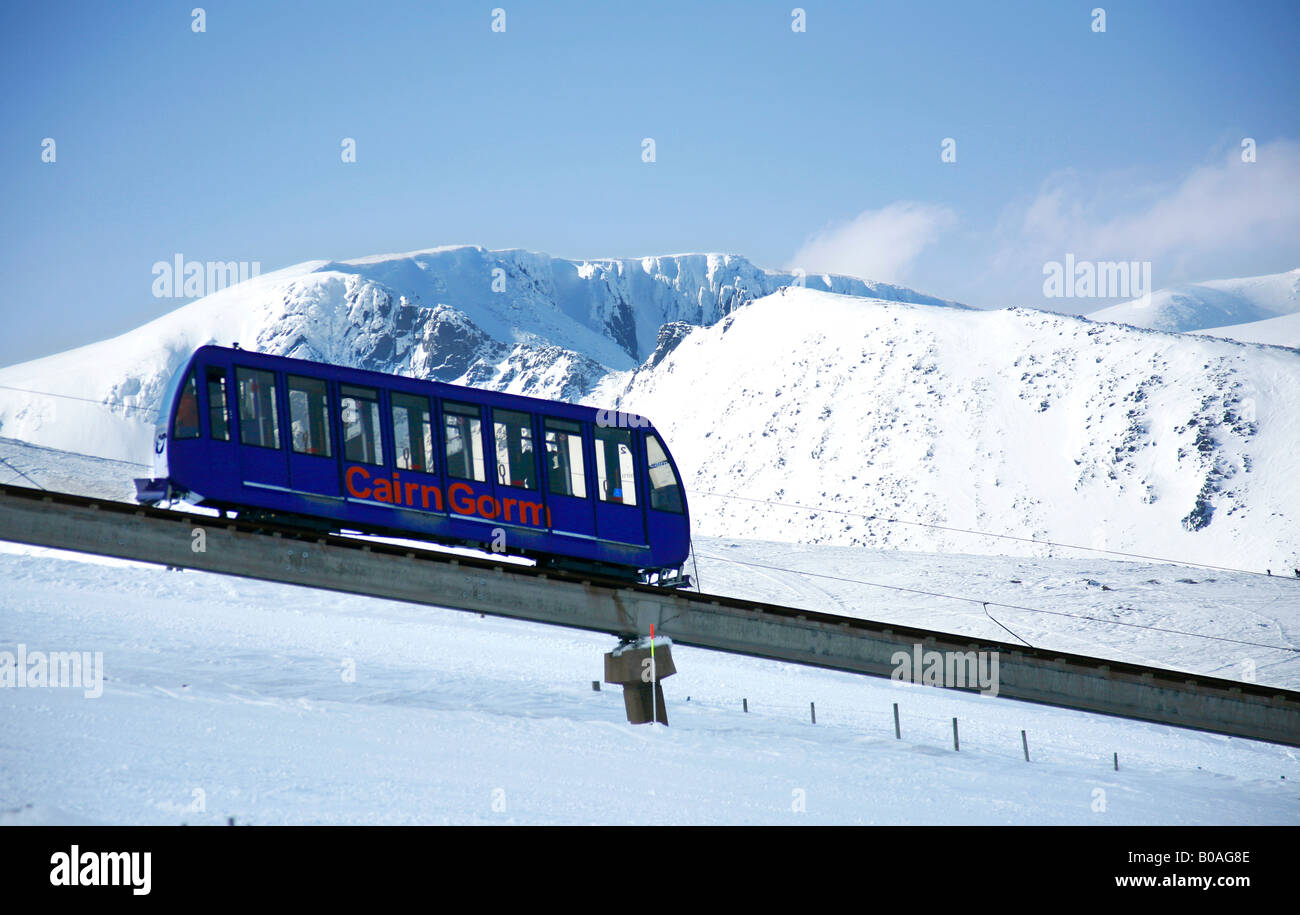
{"left": 152, "top": 346, "right": 690, "bottom": 573}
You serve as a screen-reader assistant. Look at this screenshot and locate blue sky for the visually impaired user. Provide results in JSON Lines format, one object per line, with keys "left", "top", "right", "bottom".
{"left": 2, "top": 0, "right": 1298, "bottom": 366}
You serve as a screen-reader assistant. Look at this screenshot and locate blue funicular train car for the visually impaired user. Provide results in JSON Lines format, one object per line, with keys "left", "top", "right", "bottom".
{"left": 137, "top": 345, "right": 692, "bottom": 586}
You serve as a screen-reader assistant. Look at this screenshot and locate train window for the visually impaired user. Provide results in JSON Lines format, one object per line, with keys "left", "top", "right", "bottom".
{"left": 206, "top": 367, "right": 230, "bottom": 441}
{"left": 493, "top": 409, "right": 537, "bottom": 490}
{"left": 236, "top": 367, "right": 281, "bottom": 449}
{"left": 288, "top": 375, "right": 332, "bottom": 457}
{"left": 392, "top": 392, "right": 434, "bottom": 473}
{"left": 443, "top": 401, "right": 486, "bottom": 482}
{"left": 593, "top": 427, "right": 637, "bottom": 506}
{"left": 340, "top": 385, "right": 384, "bottom": 465}
{"left": 645, "top": 433, "right": 684, "bottom": 513}
{"left": 544, "top": 418, "right": 586, "bottom": 498}
{"left": 173, "top": 370, "right": 200, "bottom": 439}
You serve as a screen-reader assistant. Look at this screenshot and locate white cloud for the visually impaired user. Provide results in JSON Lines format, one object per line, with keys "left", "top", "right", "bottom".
{"left": 990, "top": 139, "right": 1300, "bottom": 296}
{"left": 783, "top": 141, "right": 1299, "bottom": 308}
{"left": 1104, "top": 140, "right": 1300, "bottom": 256}
{"left": 788, "top": 201, "right": 957, "bottom": 284}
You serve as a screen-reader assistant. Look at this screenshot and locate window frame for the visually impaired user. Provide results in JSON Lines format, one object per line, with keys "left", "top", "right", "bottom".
{"left": 543, "top": 416, "right": 588, "bottom": 499}
{"left": 172, "top": 369, "right": 201, "bottom": 440}
{"left": 287, "top": 374, "right": 334, "bottom": 458}
{"left": 441, "top": 399, "right": 487, "bottom": 483}
{"left": 492, "top": 407, "right": 539, "bottom": 491}
{"left": 644, "top": 431, "right": 684, "bottom": 514}
{"left": 205, "top": 366, "right": 231, "bottom": 442}
{"left": 234, "top": 366, "right": 283, "bottom": 450}
{"left": 592, "top": 425, "right": 639, "bottom": 506}
{"left": 338, "top": 383, "right": 386, "bottom": 467}
{"left": 391, "top": 391, "right": 436, "bottom": 475}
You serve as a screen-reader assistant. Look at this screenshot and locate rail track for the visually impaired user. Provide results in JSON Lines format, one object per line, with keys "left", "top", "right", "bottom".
{"left": 0, "top": 481, "right": 1296, "bottom": 746}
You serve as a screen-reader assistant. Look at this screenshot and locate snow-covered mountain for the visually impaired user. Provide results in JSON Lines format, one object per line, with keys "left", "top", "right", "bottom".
{"left": 591, "top": 287, "right": 1300, "bottom": 572}
{"left": 1087, "top": 268, "right": 1300, "bottom": 338}
{"left": 2, "top": 247, "right": 1297, "bottom": 572}
{"left": 0, "top": 246, "right": 963, "bottom": 461}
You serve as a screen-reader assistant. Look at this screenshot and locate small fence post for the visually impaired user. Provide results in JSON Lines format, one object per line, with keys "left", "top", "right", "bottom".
{"left": 1021, "top": 729, "right": 1030, "bottom": 762}
{"left": 893, "top": 703, "right": 901, "bottom": 739}
{"left": 1114, "top": 752, "right": 1119, "bottom": 771}
{"left": 810, "top": 701, "right": 816, "bottom": 724}
{"left": 743, "top": 698, "right": 748, "bottom": 713}
{"left": 952, "top": 717, "right": 959, "bottom": 751}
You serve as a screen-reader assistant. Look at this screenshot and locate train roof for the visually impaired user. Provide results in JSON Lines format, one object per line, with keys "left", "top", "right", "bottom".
{"left": 187, "top": 344, "right": 658, "bottom": 431}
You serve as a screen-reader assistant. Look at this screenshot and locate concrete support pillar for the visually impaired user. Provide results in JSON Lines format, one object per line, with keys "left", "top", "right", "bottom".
{"left": 604, "top": 639, "right": 676, "bottom": 725}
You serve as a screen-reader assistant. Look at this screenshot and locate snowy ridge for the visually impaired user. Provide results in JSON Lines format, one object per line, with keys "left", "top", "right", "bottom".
{"left": 0, "top": 246, "right": 962, "bottom": 462}
{"left": 1087, "top": 268, "right": 1300, "bottom": 337}
{"left": 1193, "top": 311, "right": 1300, "bottom": 350}
{"left": 591, "top": 287, "right": 1300, "bottom": 572}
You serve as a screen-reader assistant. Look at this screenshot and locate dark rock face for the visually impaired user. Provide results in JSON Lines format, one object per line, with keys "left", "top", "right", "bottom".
{"left": 411, "top": 305, "right": 500, "bottom": 382}
{"left": 603, "top": 293, "right": 639, "bottom": 363}
{"left": 647, "top": 322, "right": 694, "bottom": 370}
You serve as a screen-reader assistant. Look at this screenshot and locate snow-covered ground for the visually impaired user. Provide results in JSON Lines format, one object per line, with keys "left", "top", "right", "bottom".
{"left": 1, "top": 544, "right": 1296, "bottom": 826}
{"left": 0, "top": 436, "right": 144, "bottom": 503}
{"left": 692, "top": 538, "right": 1300, "bottom": 689}
{"left": 0, "top": 441, "right": 1296, "bottom": 825}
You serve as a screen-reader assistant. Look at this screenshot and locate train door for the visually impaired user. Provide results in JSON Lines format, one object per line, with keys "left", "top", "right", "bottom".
{"left": 592, "top": 425, "right": 646, "bottom": 545}
{"left": 390, "top": 390, "right": 440, "bottom": 514}
{"left": 234, "top": 366, "right": 289, "bottom": 491}
{"left": 338, "top": 382, "right": 388, "bottom": 500}
{"left": 488, "top": 407, "right": 545, "bottom": 532}
{"left": 286, "top": 373, "right": 339, "bottom": 497}
{"left": 542, "top": 417, "right": 595, "bottom": 539}
{"left": 441, "top": 399, "right": 493, "bottom": 529}
{"left": 200, "top": 363, "right": 238, "bottom": 487}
